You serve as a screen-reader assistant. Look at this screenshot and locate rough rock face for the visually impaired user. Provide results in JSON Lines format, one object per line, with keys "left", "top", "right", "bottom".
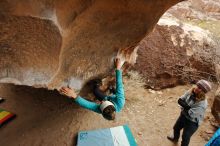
{"left": 135, "top": 17, "right": 218, "bottom": 89}
{"left": 0, "top": 14, "right": 62, "bottom": 86}
{"left": 0, "top": 0, "right": 183, "bottom": 90}
{"left": 167, "top": 0, "right": 220, "bottom": 20}
{"left": 212, "top": 87, "right": 220, "bottom": 124}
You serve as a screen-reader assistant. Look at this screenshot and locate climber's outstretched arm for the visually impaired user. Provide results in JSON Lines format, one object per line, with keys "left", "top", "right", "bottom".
{"left": 59, "top": 87, "right": 101, "bottom": 113}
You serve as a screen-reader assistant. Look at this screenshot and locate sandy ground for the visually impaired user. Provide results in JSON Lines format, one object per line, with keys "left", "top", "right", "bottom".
{"left": 0, "top": 81, "right": 217, "bottom": 146}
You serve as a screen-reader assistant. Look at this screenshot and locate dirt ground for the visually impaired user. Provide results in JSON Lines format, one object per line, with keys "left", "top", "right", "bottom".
{"left": 0, "top": 80, "right": 218, "bottom": 146}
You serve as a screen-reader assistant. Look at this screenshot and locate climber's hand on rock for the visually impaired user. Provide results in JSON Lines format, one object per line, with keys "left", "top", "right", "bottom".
{"left": 114, "top": 58, "right": 124, "bottom": 70}
{"left": 59, "top": 87, "right": 77, "bottom": 99}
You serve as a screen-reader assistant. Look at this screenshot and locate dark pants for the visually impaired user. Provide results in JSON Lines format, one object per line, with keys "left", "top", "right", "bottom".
{"left": 173, "top": 113, "right": 198, "bottom": 146}
{"left": 93, "top": 86, "right": 107, "bottom": 102}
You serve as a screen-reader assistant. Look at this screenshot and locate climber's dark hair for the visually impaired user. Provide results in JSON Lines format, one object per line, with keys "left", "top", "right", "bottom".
{"left": 102, "top": 105, "right": 116, "bottom": 120}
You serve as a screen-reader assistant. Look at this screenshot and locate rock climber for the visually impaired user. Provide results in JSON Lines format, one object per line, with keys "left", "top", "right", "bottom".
{"left": 59, "top": 58, "right": 125, "bottom": 120}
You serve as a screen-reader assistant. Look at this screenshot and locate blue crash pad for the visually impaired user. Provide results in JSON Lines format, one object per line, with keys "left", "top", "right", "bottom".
{"left": 77, "top": 125, "right": 137, "bottom": 146}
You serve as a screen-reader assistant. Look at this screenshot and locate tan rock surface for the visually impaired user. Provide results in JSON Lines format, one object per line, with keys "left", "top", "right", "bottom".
{"left": 212, "top": 87, "right": 220, "bottom": 124}
{"left": 0, "top": 0, "right": 184, "bottom": 90}
{"left": 0, "top": 14, "right": 62, "bottom": 86}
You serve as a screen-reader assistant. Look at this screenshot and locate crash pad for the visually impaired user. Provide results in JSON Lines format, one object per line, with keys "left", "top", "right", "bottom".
{"left": 0, "top": 109, "right": 15, "bottom": 126}
{"left": 77, "top": 125, "right": 137, "bottom": 146}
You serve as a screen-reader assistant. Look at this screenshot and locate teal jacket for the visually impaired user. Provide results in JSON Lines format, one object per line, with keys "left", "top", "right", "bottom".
{"left": 74, "top": 70, "right": 125, "bottom": 114}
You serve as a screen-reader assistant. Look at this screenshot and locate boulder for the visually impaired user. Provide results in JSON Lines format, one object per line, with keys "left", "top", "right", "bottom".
{"left": 212, "top": 87, "right": 220, "bottom": 124}
{"left": 134, "top": 16, "right": 218, "bottom": 89}
{"left": 0, "top": 0, "right": 183, "bottom": 90}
